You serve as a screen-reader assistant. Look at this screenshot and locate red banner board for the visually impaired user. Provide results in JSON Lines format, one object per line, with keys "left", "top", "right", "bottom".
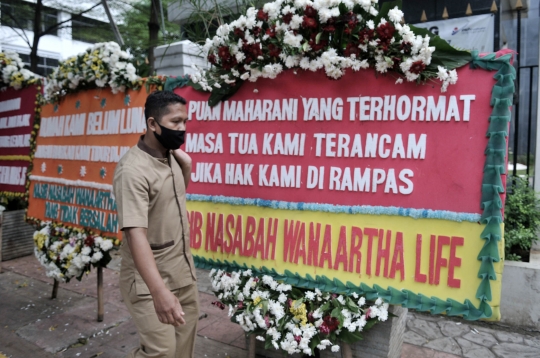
{"left": 176, "top": 67, "right": 493, "bottom": 215}
{"left": 0, "top": 85, "right": 38, "bottom": 194}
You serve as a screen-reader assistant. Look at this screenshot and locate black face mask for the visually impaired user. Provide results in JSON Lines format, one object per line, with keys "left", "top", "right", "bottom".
{"left": 154, "top": 121, "right": 185, "bottom": 150}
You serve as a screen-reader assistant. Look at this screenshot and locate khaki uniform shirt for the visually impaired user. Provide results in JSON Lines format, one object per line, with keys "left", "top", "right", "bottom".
{"left": 113, "top": 137, "right": 196, "bottom": 299}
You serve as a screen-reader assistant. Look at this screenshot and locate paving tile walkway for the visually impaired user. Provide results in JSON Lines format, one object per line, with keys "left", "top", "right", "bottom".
{"left": 1, "top": 254, "right": 539, "bottom": 358}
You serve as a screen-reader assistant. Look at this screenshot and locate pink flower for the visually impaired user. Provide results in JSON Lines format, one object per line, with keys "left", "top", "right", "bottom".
{"left": 257, "top": 9, "right": 269, "bottom": 21}
{"left": 282, "top": 13, "right": 293, "bottom": 24}
{"left": 377, "top": 22, "right": 395, "bottom": 40}
{"left": 302, "top": 16, "right": 318, "bottom": 29}
{"left": 409, "top": 60, "right": 426, "bottom": 74}
{"left": 365, "top": 308, "right": 372, "bottom": 318}
{"left": 319, "top": 323, "right": 330, "bottom": 334}
{"left": 304, "top": 6, "right": 317, "bottom": 18}
{"left": 84, "top": 236, "right": 94, "bottom": 247}
{"left": 212, "top": 301, "right": 226, "bottom": 310}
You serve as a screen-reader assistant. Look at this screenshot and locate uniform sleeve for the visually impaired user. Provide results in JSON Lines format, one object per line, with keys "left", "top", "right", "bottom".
{"left": 113, "top": 164, "right": 149, "bottom": 230}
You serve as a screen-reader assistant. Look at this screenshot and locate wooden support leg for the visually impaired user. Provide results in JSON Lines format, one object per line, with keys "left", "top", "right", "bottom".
{"left": 51, "top": 279, "right": 59, "bottom": 299}
{"left": 341, "top": 342, "right": 353, "bottom": 358}
{"left": 247, "top": 334, "right": 255, "bottom": 358}
{"left": 97, "top": 266, "right": 104, "bottom": 322}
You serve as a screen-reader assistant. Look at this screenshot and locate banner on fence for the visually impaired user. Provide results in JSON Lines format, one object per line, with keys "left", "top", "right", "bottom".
{"left": 26, "top": 87, "right": 149, "bottom": 234}
{"left": 414, "top": 13, "right": 495, "bottom": 53}
{"left": 0, "top": 85, "right": 39, "bottom": 196}
{"left": 175, "top": 63, "right": 508, "bottom": 320}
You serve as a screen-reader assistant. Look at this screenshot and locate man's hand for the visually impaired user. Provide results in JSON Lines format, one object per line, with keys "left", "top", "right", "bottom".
{"left": 172, "top": 148, "right": 192, "bottom": 188}
{"left": 152, "top": 287, "right": 186, "bottom": 326}
{"left": 125, "top": 227, "right": 185, "bottom": 326}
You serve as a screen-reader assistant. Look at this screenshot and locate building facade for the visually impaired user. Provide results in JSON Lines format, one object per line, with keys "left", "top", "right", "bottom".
{"left": 0, "top": 0, "right": 117, "bottom": 76}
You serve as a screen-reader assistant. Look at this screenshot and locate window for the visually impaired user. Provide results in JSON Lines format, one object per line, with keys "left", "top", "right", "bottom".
{"left": 71, "top": 16, "right": 115, "bottom": 43}
{"left": 19, "top": 54, "right": 59, "bottom": 77}
{"left": 0, "top": 0, "right": 58, "bottom": 35}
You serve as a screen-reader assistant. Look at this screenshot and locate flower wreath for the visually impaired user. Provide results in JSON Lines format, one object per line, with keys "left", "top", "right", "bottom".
{"left": 33, "top": 221, "right": 120, "bottom": 282}
{"left": 191, "top": 0, "right": 471, "bottom": 105}
{"left": 0, "top": 51, "right": 40, "bottom": 90}
{"left": 44, "top": 42, "right": 143, "bottom": 103}
{"left": 211, "top": 269, "right": 389, "bottom": 356}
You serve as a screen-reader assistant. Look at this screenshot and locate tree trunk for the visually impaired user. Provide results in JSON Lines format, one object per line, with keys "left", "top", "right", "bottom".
{"left": 148, "top": 0, "right": 160, "bottom": 75}
{"left": 30, "top": 0, "right": 43, "bottom": 73}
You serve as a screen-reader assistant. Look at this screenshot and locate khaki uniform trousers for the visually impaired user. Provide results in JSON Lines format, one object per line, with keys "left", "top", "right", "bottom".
{"left": 121, "top": 282, "right": 199, "bottom": 358}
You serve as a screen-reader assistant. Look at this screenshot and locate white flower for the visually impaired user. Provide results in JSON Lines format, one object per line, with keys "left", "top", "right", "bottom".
{"left": 375, "top": 55, "right": 391, "bottom": 73}
{"left": 331, "top": 345, "right": 340, "bottom": 352}
{"left": 283, "top": 32, "right": 303, "bottom": 48}
{"left": 99, "top": 239, "right": 114, "bottom": 251}
{"left": 358, "top": 297, "right": 366, "bottom": 307}
{"left": 81, "top": 246, "right": 92, "bottom": 255}
{"left": 289, "top": 15, "right": 303, "bottom": 30}
{"left": 388, "top": 7, "right": 404, "bottom": 23}
{"left": 91, "top": 251, "right": 103, "bottom": 263}
{"left": 448, "top": 69, "right": 458, "bottom": 84}
{"left": 395, "top": 77, "right": 403, "bottom": 84}
{"left": 405, "top": 71, "right": 419, "bottom": 81}
{"left": 437, "top": 66, "right": 449, "bottom": 81}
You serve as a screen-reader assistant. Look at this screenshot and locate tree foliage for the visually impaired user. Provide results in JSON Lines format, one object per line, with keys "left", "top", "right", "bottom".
{"left": 118, "top": 0, "right": 182, "bottom": 76}
{"left": 504, "top": 177, "right": 540, "bottom": 261}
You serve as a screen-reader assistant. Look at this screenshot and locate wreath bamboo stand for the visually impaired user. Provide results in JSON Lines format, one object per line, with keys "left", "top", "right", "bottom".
{"left": 51, "top": 266, "right": 104, "bottom": 322}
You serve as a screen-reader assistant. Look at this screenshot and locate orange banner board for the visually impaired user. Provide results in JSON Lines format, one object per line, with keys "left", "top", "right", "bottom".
{"left": 27, "top": 87, "right": 149, "bottom": 235}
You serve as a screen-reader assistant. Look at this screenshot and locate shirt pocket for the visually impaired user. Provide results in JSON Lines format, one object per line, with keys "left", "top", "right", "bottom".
{"left": 129, "top": 240, "right": 191, "bottom": 303}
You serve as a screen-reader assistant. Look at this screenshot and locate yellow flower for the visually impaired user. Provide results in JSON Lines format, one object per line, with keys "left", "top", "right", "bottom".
{"left": 34, "top": 233, "right": 47, "bottom": 250}
{"left": 253, "top": 296, "right": 261, "bottom": 306}
{"left": 289, "top": 300, "right": 308, "bottom": 326}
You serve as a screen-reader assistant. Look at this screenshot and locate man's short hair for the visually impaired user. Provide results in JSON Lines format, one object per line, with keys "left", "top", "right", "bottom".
{"left": 144, "top": 91, "right": 187, "bottom": 125}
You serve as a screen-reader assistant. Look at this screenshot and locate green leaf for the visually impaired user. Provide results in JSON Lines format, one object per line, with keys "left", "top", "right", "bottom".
{"left": 264, "top": 334, "right": 273, "bottom": 350}
{"left": 364, "top": 318, "right": 379, "bottom": 331}
{"left": 316, "top": 32, "right": 323, "bottom": 45}
{"left": 309, "top": 334, "right": 321, "bottom": 351}
{"left": 261, "top": 300, "right": 269, "bottom": 315}
{"left": 320, "top": 302, "right": 330, "bottom": 312}
{"left": 345, "top": 297, "right": 359, "bottom": 312}
{"left": 303, "top": 42, "right": 310, "bottom": 52}
{"left": 339, "top": 330, "right": 364, "bottom": 344}
{"left": 207, "top": 81, "right": 243, "bottom": 107}
{"left": 331, "top": 306, "right": 342, "bottom": 319}
{"left": 291, "top": 287, "right": 304, "bottom": 299}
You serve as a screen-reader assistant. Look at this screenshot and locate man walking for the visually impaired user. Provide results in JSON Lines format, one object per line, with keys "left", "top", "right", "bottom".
{"left": 113, "top": 91, "right": 198, "bottom": 357}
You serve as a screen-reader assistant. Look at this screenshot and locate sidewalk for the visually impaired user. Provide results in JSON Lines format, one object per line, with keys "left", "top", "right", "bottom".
{"left": 1, "top": 255, "right": 539, "bottom": 358}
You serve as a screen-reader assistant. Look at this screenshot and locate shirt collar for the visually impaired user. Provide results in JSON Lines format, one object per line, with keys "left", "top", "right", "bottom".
{"left": 137, "top": 135, "right": 167, "bottom": 159}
